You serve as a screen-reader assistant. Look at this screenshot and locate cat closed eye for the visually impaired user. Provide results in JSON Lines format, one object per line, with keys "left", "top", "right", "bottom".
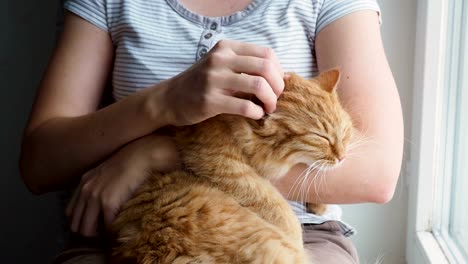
{"left": 312, "top": 132, "right": 331, "bottom": 143}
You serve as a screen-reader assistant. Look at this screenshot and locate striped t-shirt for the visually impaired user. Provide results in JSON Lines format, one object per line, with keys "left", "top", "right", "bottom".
{"left": 64, "top": 0, "right": 381, "bottom": 236}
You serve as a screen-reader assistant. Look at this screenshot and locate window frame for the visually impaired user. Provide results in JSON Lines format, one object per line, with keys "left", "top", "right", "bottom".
{"left": 406, "top": 0, "right": 467, "bottom": 263}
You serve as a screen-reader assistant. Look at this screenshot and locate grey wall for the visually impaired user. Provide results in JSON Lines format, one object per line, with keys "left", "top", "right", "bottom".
{"left": 1, "top": 0, "right": 417, "bottom": 263}
{"left": 1, "top": 1, "right": 61, "bottom": 263}
{"left": 342, "top": 0, "right": 417, "bottom": 263}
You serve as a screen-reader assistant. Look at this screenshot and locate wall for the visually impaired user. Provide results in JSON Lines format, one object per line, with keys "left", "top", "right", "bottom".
{"left": 1, "top": 1, "right": 62, "bottom": 263}
{"left": 342, "top": 0, "right": 417, "bottom": 263}
{"left": 1, "top": 0, "right": 417, "bottom": 263}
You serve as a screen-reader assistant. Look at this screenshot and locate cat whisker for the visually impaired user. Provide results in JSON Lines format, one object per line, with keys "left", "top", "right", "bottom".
{"left": 320, "top": 163, "right": 330, "bottom": 194}
{"left": 287, "top": 162, "right": 319, "bottom": 205}
{"left": 296, "top": 163, "right": 320, "bottom": 208}
{"left": 305, "top": 166, "right": 318, "bottom": 206}
{"left": 348, "top": 139, "right": 370, "bottom": 148}
{"left": 287, "top": 164, "right": 311, "bottom": 201}
{"left": 309, "top": 168, "right": 320, "bottom": 204}
{"left": 347, "top": 138, "right": 377, "bottom": 153}
{"left": 298, "top": 165, "right": 315, "bottom": 206}
{"left": 309, "top": 168, "right": 319, "bottom": 203}
{"left": 351, "top": 128, "right": 373, "bottom": 140}
{"left": 346, "top": 148, "right": 367, "bottom": 158}
{"left": 349, "top": 134, "right": 377, "bottom": 147}
{"left": 320, "top": 163, "right": 331, "bottom": 200}
{"left": 309, "top": 163, "right": 326, "bottom": 204}
{"left": 304, "top": 164, "right": 317, "bottom": 204}
{"left": 344, "top": 153, "right": 361, "bottom": 161}
{"left": 316, "top": 164, "right": 327, "bottom": 204}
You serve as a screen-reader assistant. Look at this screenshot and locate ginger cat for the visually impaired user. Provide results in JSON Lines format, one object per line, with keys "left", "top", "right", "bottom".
{"left": 110, "top": 69, "right": 354, "bottom": 263}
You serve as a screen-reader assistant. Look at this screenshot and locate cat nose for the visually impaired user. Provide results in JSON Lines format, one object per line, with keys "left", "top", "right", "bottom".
{"left": 337, "top": 155, "right": 345, "bottom": 162}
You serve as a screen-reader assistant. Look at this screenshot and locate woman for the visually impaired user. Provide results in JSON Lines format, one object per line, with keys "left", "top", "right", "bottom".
{"left": 20, "top": 0, "right": 403, "bottom": 263}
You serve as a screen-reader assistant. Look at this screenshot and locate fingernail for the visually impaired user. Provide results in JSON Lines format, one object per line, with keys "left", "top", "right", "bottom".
{"left": 268, "top": 106, "right": 276, "bottom": 114}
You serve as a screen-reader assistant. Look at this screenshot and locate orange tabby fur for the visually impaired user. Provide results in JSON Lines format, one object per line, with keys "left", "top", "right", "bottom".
{"left": 110, "top": 69, "right": 354, "bottom": 264}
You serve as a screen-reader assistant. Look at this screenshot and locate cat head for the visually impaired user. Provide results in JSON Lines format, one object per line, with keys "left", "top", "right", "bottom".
{"left": 247, "top": 69, "right": 354, "bottom": 179}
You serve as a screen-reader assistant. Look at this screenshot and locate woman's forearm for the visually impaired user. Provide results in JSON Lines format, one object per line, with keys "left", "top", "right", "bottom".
{"left": 20, "top": 83, "right": 170, "bottom": 194}
{"left": 275, "top": 133, "right": 403, "bottom": 204}
{"left": 282, "top": 10, "right": 404, "bottom": 205}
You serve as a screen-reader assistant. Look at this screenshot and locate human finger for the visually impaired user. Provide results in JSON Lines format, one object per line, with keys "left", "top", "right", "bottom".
{"left": 214, "top": 94, "right": 265, "bottom": 120}
{"left": 79, "top": 191, "right": 101, "bottom": 237}
{"left": 217, "top": 40, "right": 273, "bottom": 60}
{"left": 224, "top": 73, "right": 277, "bottom": 113}
{"left": 102, "top": 192, "right": 121, "bottom": 228}
{"left": 66, "top": 187, "right": 80, "bottom": 219}
{"left": 70, "top": 190, "right": 87, "bottom": 233}
{"left": 229, "top": 56, "right": 284, "bottom": 97}
{"left": 216, "top": 40, "right": 284, "bottom": 82}
{"left": 66, "top": 171, "right": 94, "bottom": 218}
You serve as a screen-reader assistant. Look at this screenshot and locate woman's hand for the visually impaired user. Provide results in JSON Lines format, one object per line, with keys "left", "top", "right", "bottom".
{"left": 65, "top": 134, "right": 179, "bottom": 237}
{"left": 155, "top": 39, "right": 285, "bottom": 127}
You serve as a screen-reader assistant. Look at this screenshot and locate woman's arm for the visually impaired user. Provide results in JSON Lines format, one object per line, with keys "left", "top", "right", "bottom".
{"left": 66, "top": 133, "right": 180, "bottom": 237}
{"left": 20, "top": 12, "right": 285, "bottom": 194}
{"left": 19, "top": 13, "right": 170, "bottom": 194}
{"left": 276, "top": 10, "right": 404, "bottom": 204}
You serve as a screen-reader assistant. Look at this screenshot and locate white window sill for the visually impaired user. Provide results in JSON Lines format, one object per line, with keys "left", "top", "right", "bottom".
{"left": 409, "top": 232, "right": 449, "bottom": 264}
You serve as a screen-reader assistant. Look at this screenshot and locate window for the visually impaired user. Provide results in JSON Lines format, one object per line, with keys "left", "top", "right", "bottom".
{"left": 407, "top": 0, "right": 468, "bottom": 263}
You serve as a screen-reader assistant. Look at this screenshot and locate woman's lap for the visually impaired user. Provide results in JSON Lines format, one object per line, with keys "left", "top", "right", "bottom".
{"left": 53, "top": 221, "right": 359, "bottom": 264}
{"left": 303, "top": 221, "right": 359, "bottom": 264}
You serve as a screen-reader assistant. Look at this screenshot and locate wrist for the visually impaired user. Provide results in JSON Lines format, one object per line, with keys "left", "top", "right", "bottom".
{"left": 141, "top": 80, "right": 173, "bottom": 129}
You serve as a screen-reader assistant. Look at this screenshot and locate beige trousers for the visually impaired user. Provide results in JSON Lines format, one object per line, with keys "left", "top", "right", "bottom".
{"left": 53, "top": 221, "right": 359, "bottom": 264}
{"left": 303, "top": 221, "right": 359, "bottom": 264}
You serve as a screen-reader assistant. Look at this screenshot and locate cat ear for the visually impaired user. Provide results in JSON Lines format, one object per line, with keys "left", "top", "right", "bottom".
{"left": 315, "top": 69, "right": 341, "bottom": 93}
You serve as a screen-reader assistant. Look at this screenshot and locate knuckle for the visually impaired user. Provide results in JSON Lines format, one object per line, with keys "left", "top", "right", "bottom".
{"left": 259, "top": 59, "right": 274, "bottom": 76}
{"left": 265, "top": 60, "right": 275, "bottom": 73}
{"left": 81, "top": 182, "right": 93, "bottom": 197}
{"left": 101, "top": 196, "right": 118, "bottom": 213}
{"left": 210, "top": 51, "right": 225, "bottom": 64}
{"left": 199, "top": 95, "right": 213, "bottom": 116}
{"left": 263, "top": 47, "right": 274, "bottom": 59}
{"left": 204, "top": 69, "right": 217, "bottom": 84}
{"left": 252, "top": 76, "right": 266, "bottom": 94}
{"left": 205, "top": 74, "right": 222, "bottom": 93}
{"left": 239, "top": 101, "right": 254, "bottom": 116}
{"left": 201, "top": 90, "right": 211, "bottom": 103}
{"left": 80, "top": 170, "right": 94, "bottom": 184}
{"left": 90, "top": 190, "right": 100, "bottom": 200}
{"left": 205, "top": 53, "right": 218, "bottom": 67}
{"left": 94, "top": 165, "right": 105, "bottom": 176}
{"left": 215, "top": 39, "right": 229, "bottom": 49}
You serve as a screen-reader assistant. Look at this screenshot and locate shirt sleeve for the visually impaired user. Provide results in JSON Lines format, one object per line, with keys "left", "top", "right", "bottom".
{"left": 316, "top": 0, "right": 381, "bottom": 35}
{"left": 64, "top": 0, "right": 108, "bottom": 32}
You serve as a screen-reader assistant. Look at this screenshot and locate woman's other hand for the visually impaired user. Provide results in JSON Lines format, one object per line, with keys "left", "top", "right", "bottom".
{"left": 152, "top": 39, "right": 285, "bottom": 127}
{"left": 65, "top": 134, "right": 179, "bottom": 237}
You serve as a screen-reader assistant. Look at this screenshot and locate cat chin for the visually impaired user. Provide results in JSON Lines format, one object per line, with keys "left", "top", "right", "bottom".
{"left": 267, "top": 164, "right": 293, "bottom": 180}
{"left": 294, "top": 156, "right": 320, "bottom": 167}
{"left": 294, "top": 157, "right": 342, "bottom": 171}
{"left": 320, "top": 161, "right": 344, "bottom": 171}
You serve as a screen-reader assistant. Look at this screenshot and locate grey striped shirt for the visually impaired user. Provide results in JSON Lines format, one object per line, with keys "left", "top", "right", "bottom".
{"left": 64, "top": 0, "right": 381, "bottom": 236}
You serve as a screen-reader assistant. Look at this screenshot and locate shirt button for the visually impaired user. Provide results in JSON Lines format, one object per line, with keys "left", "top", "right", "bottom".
{"left": 204, "top": 33, "right": 213, "bottom": 39}
{"left": 210, "top": 22, "right": 218, "bottom": 30}
{"left": 199, "top": 48, "right": 208, "bottom": 58}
